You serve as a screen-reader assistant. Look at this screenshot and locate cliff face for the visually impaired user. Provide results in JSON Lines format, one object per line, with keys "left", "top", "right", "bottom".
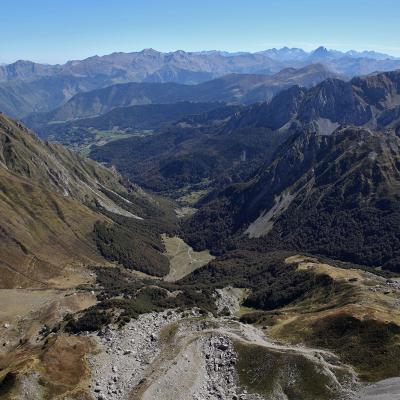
{"left": 230, "top": 70, "right": 400, "bottom": 133}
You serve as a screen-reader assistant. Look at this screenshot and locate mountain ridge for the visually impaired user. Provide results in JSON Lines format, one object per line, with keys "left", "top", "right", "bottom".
{"left": 228, "top": 69, "right": 400, "bottom": 133}
{"left": 1, "top": 46, "right": 400, "bottom": 119}
{"left": 88, "top": 69, "right": 400, "bottom": 196}
{"left": 24, "top": 64, "right": 339, "bottom": 125}
{"left": 2, "top": 46, "right": 399, "bottom": 83}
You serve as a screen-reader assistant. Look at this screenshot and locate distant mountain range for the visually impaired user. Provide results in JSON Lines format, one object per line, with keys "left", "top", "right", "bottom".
{"left": 25, "top": 63, "right": 338, "bottom": 127}
{"left": 259, "top": 47, "right": 399, "bottom": 61}
{"left": 0, "top": 74, "right": 112, "bottom": 119}
{"left": 1, "top": 46, "right": 400, "bottom": 119}
{"left": 89, "top": 69, "right": 400, "bottom": 194}
{"left": 1, "top": 46, "right": 399, "bottom": 84}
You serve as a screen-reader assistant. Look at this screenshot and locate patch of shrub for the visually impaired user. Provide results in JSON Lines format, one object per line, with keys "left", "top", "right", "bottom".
{"left": 93, "top": 221, "right": 169, "bottom": 276}
{"left": 0, "top": 372, "right": 17, "bottom": 396}
{"left": 65, "top": 308, "right": 112, "bottom": 333}
{"left": 180, "top": 251, "right": 339, "bottom": 311}
{"left": 64, "top": 267, "right": 218, "bottom": 333}
{"left": 239, "top": 311, "right": 280, "bottom": 326}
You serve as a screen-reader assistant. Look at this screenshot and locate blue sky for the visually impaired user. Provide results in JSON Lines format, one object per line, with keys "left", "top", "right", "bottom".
{"left": 1, "top": 0, "right": 400, "bottom": 64}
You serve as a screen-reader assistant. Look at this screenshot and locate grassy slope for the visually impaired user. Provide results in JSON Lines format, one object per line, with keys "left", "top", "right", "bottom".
{"left": 0, "top": 168, "right": 106, "bottom": 288}
{"left": 265, "top": 256, "right": 400, "bottom": 381}
{"left": 234, "top": 341, "right": 348, "bottom": 400}
{"left": 0, "top": 114, "right": 177, "bottom": 287}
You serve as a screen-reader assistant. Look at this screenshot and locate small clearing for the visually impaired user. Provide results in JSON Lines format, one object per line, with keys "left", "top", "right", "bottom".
{"left": 175, "top": 206, "right": 197, "bottom": 218}
{"left": 162, "top": 235, "right": 214, "bottom": 282}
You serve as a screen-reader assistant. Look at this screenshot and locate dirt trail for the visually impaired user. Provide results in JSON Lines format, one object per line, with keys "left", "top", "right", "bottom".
{"left": 110, "top": 315, "right": 358, "bottom": 400}
{"left": 87, "top": 301, "right": 400, "bottom": 400}
{"left": 130, "top": 316, "right": 266, "bottom": 400}
{"left": 139, "top": 338, "right": 207, "bottom": 400}
{"left": 87, "top": 262, "right": 400, "bottom": 400}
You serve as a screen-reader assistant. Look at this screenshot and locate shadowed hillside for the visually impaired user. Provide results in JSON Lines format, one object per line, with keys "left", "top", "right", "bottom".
{"left": 183, "top": 126, "right": 400, "bottom": 271}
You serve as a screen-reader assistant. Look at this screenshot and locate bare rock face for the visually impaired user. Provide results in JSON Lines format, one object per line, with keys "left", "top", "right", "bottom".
{"left": 199, "top": 335, "right": 253, "bottom": 400}
{"left": 228, "top": 69, "right": 400, "bottom": 133}
{"left": 298, "top": 78, "right": 373, "bottom": 125}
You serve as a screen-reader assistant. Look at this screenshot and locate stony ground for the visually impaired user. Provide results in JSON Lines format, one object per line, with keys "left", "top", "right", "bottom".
{"left": 88, "top": 310, "right": 267, "bottom": 400}
{"left": 88, "top": 303, "right": 363, "bottom": 400}
{"left": 81, "top": 260, "right": 400, "bottom": 400}
{"left": 215, "top": 287, "right": 245, "bottom": 316}
{"left": 88, "top": 310, "right": 184, "bottom": 400}
{"left": 357, "top": 378, "right": 400, "bottom": 400}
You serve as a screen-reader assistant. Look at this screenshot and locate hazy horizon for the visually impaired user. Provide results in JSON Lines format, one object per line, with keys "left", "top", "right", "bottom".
{"left": 2, "top": 45, "right": 399, "bottom": 66}
{"left": 2, "top": 0, "right": 400, "bottom": 64}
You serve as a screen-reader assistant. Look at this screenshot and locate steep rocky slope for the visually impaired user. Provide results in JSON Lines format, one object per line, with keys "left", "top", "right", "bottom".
{"left": 88, "top": 70, "right": 400, "bottom": 196}
{"left": 229, "top": 69, "right": 400, "bottom": 133}
{"left": 183, "top": 126, "right": 400, "bottom": 271}
{"left": 0, "top": 114, "right": 175, "bottom": 288}
{"left": 0, "top": 75, "right": 112, "bottom": 119}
